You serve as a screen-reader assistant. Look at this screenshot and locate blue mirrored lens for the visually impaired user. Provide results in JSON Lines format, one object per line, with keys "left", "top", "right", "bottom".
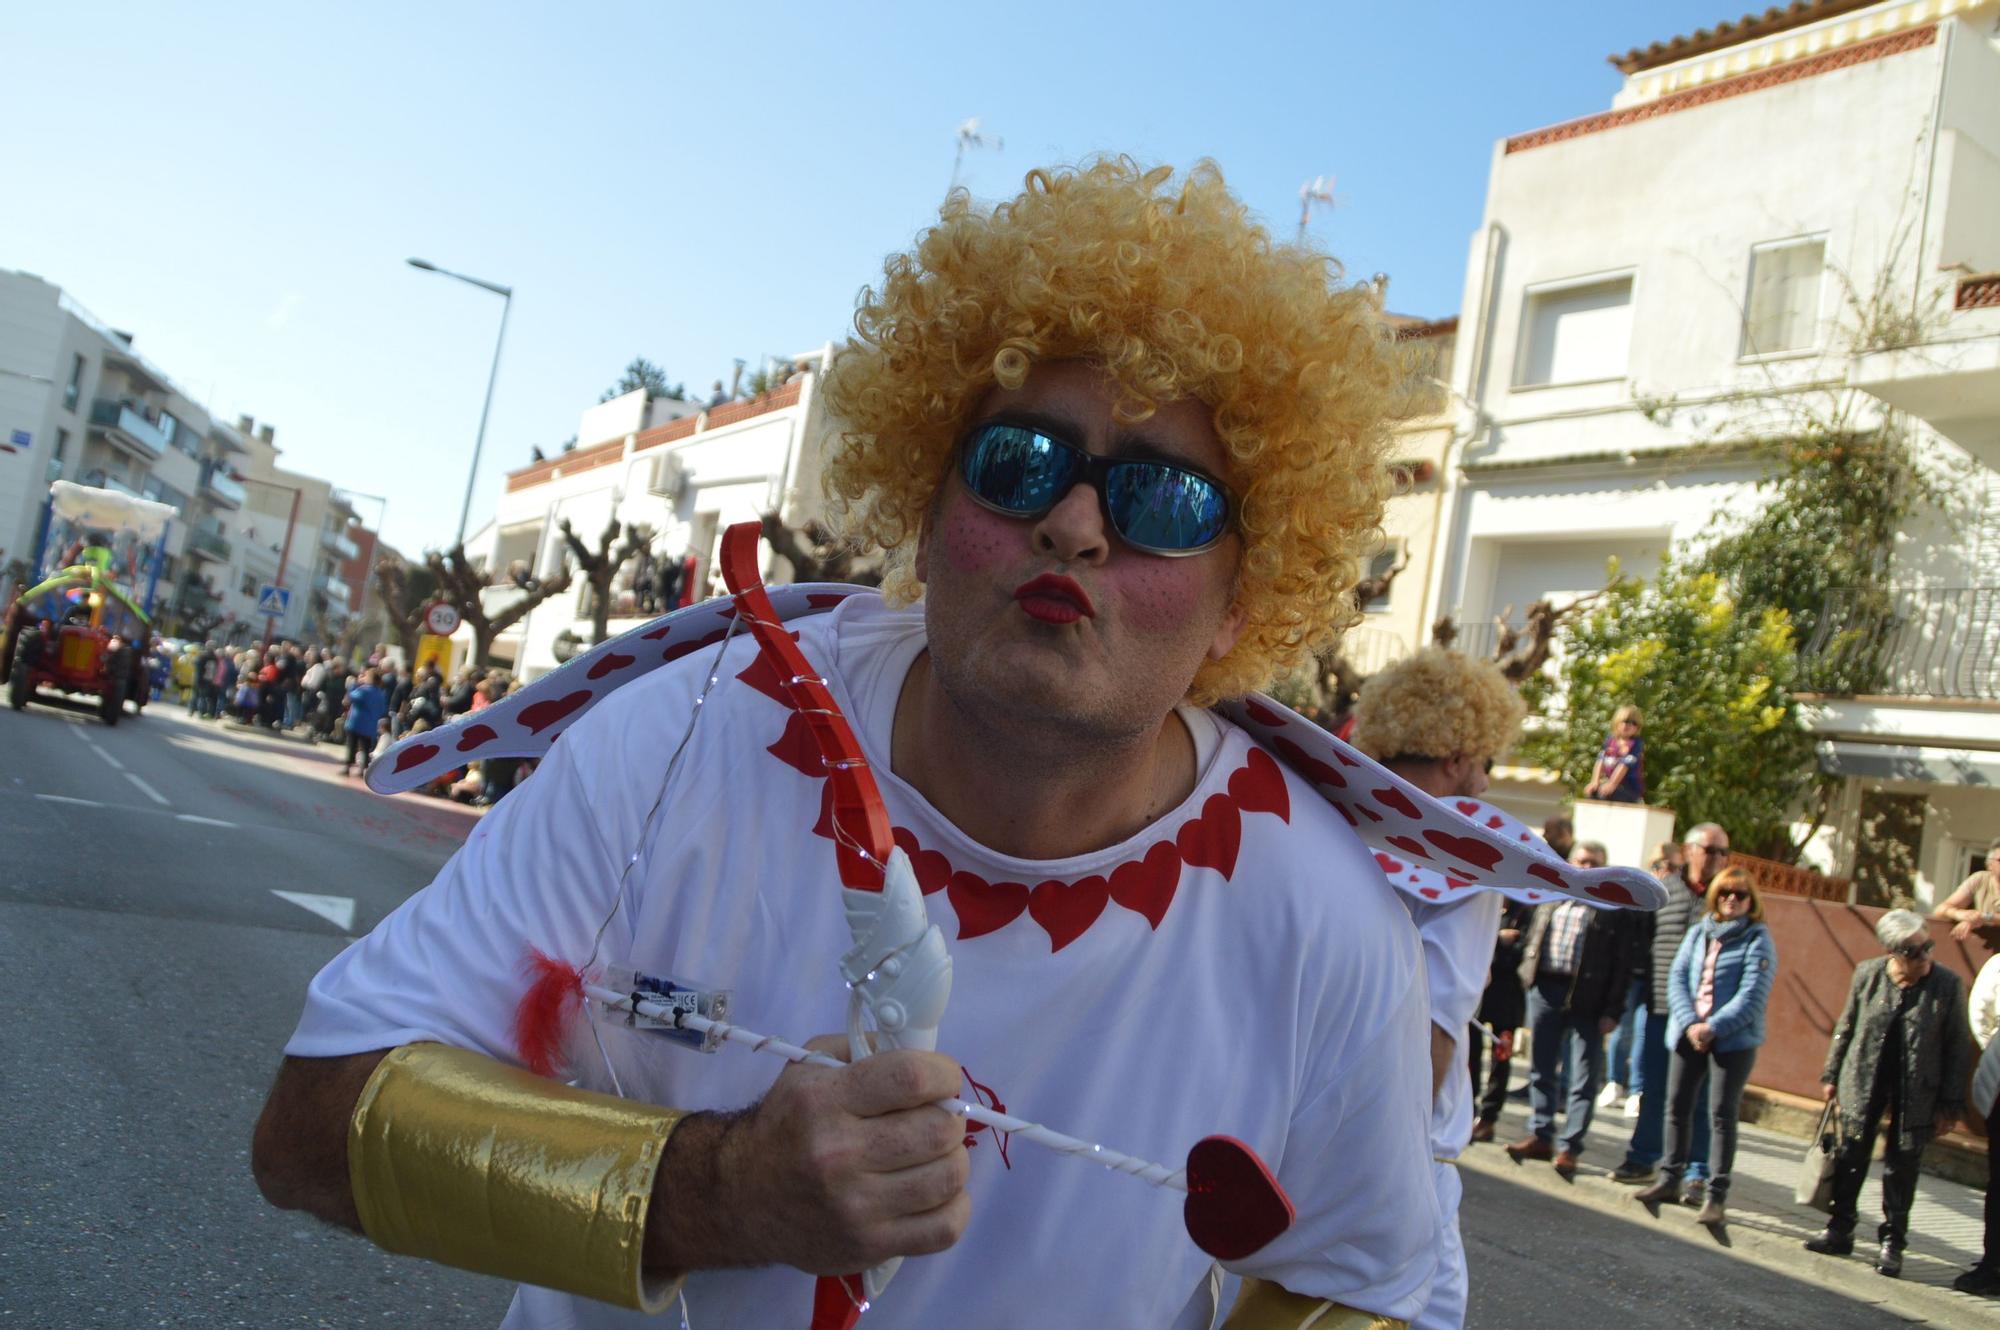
{"left": 1104, "top": 463, "right": 1229, "bottom": 551}
{"left": 960, "top": 425, "right": 1072, "bottom": 512}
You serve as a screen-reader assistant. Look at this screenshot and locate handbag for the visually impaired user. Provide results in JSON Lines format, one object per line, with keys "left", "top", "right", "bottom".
{"left": 1795, "top": 1100, "right": 1840, "bottom": 1212}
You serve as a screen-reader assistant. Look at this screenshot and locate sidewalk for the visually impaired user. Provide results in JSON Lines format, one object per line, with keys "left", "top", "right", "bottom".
{"left": 1461, "top": 1075, "right": 1994, "bottom": 1324}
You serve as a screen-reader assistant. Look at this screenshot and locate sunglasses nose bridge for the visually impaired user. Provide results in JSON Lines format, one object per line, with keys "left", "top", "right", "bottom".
{"left": 1031, "top": 472, "right": 1115, "bottom": 563}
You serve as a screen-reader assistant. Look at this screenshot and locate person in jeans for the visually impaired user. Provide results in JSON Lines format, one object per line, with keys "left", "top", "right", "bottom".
{"left": 1601, "top": 841, "right": 1681, "bottom": 1117}
{"left": 1633, "top": 866, "right": 1775, "bottom": 1226}
{"left": 1611, "top": 824, "right": 1726, "bottom": 1189}
{"left": 1806, "top": 909, "right": 1970, "bottom": 1277}
{"left": 1507, "top": 841, "right": 1637, "bottom": 1179}
{"left": 340, "top": 668, "right": 390, "bottom": 778}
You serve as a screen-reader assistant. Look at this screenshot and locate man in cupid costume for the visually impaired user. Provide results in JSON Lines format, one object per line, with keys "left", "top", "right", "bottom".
{"left": 252, "top": 159, "right": 1657, "bottom": 1329}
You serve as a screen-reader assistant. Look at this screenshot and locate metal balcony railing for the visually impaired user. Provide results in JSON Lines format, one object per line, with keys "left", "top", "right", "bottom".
{"left": 1803, "top": 586, "right": 2000, "bottom": 702}
{"left": 201, "top": 466, "right": 246, "bottom": 508}
{"left": 81, "top": 468, "right": 143, "bottom": 499}
{"left": 187, "top": 525, "right": 232, "bottom": 562}
{"left": 87, "top": 398, "right": 168, "bottom": 459}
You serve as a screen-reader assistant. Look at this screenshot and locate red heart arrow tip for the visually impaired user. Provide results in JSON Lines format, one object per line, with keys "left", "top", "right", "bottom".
{"left": 1183, "top": 1135, "right": 1295, "bottom": 1261}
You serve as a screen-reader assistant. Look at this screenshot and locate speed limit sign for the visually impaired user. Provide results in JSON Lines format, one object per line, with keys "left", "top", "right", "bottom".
{"left": 423, "top": 600, "right": 461, "bottom": 636}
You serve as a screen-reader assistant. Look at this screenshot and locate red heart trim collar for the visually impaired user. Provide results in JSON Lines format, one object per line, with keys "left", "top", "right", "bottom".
{"left": 754, "top": 654, "right": 1292, "bottom": 952}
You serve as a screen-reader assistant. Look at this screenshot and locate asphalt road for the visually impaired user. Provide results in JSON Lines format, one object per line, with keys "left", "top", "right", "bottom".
{"left": 2, "top": 693, "right": 1970, "bottom": 1328}
{"left": 0, "top": 696, "right": 513, "bottom": 1328}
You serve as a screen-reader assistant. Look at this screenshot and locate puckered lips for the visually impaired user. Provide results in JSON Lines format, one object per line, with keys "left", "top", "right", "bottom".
{"left": 1012, "top": 572, "right": 1096, "bottom": 625}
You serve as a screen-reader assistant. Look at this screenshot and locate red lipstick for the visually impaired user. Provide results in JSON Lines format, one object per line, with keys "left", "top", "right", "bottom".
{"left": 1013, "top": 573, "right": 1096, "bottom": 624}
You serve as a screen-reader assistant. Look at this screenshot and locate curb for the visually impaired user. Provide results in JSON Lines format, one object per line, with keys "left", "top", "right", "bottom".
{"left": 1458, "top": 1126, "right": 1987, "bottom": 1326}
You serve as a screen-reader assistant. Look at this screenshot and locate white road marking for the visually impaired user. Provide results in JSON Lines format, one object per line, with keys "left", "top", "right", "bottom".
{"left": 124, "top": 772, "right": 171, "bottom": 806}
{"left": 81, "top": 741, "right": 125, "bottom": 771}
{"left": 271, "top": 890, "right": 356, "bottom": 931}
{"left": 35, "top": 793, "right": 105, "bottom": 808}
{"left": 175, "top": 813, "right": 238, "bottom": 829}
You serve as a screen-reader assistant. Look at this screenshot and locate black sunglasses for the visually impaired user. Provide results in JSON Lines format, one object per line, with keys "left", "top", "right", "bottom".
{"left": 1713, "top": 889, "right": 1750, "bottom": 901}
{"left": 956, "top": 422, "right": 1235, "bottom": 556}
{"left": 1893, "top": 940, "right": 1934, "bottom": 960}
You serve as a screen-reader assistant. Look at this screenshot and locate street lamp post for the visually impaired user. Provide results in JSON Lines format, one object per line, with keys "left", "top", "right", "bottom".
{"left": 407, "top": 258, "right": 512, "bottom": 550}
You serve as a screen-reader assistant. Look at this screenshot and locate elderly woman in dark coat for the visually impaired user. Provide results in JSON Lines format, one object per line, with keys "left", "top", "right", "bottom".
{"left": 1805, "top": 909, "right": 1971, "bottom": 1277}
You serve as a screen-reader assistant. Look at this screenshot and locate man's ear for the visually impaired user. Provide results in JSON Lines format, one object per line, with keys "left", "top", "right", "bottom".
{"left": 1206, "top": 601, "right": 1247, "bottom": 663}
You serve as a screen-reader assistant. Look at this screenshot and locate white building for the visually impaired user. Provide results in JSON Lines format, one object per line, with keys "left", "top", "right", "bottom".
{"left": 1430, "top": 0, "right": 2000, "bottom": 902}
{"left": 459, "top": 348, "right": 842, "bottom": 680}
{"left": 0, "top": 269, "right": 373, "bottom": 646}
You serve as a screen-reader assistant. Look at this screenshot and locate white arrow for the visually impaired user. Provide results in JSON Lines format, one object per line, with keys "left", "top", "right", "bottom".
{"left": 271, "top": 890, "right": 356, "bottom": 931}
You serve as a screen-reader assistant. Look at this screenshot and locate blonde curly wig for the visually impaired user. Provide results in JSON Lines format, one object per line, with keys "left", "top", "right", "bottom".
{"left": 819, "top": 156, "right": 1410, "bottom": 705}
{"left": 1349, "top": 648, "right": 1525, "bottom": 763}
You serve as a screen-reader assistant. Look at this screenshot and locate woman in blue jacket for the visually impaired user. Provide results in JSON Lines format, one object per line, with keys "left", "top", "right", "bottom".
{"left": 1634, "top": 865, "right": 1776, "bottom": 1226}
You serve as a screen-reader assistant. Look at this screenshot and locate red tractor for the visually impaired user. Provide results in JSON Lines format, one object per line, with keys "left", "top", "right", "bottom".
{"left": 1, "top": 561, "right": 153, "bottom": 725}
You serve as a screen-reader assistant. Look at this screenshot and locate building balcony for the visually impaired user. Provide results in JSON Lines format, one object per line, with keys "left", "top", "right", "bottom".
{"left": 320, "top": 527, "right": 360, "bottom": 561}
{"left": 312, "top": 569, "right": 352, "bottom": 606}
{"left": 200, "top": 465, "right": 246, "bottom": 509}
{"left": 1847, "top": 277, "right": 2000, "bottom": 450}
{"left": 81, "top": 468, "right": 144, "bottom": 499}
{"left": 87, "top": 398, "right": 168, "bottom": 461}
{"left": 187, "top": 524, "right": 232, "bottom": 563}
{"left": 1803, "top": 586, "right": 2000, "bottom": 704}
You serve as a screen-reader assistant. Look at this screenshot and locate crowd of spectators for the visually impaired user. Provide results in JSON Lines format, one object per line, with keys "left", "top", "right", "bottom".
{"left": 159, "top": 640, "right": 530, "bottom": 806}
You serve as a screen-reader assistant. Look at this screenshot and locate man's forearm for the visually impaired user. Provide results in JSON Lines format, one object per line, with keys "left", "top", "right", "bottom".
{"left": 251, "top": 1049, "right": 390, "bottom": 1231}
{"left": 643, "top": 1108, "right": 750, "bottom": 1274}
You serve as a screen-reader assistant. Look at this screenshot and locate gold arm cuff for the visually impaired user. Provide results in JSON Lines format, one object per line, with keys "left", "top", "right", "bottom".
{"left": 349, "top": 1043, "right": 689, "bottom": 1312}
{"left": 1222, "top": 1277, "right": 1408, "bottom": 1330}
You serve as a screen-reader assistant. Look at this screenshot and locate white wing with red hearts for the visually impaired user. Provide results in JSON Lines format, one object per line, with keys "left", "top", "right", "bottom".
{"left": 368, "top": 589, "right": 1665, "bottom": 913}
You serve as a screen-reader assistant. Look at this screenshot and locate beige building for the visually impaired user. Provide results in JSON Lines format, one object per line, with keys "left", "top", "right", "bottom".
{"left": 1427, "top": 0, "right": 2000, "bottom": 894}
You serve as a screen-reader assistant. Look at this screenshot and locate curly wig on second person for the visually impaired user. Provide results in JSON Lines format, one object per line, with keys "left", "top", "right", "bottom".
{"left": 1349, "top": 648, "right": 1525, "bottom": 764}
{"left": 818, "top": 156, "right": 1410, "bottom": 705}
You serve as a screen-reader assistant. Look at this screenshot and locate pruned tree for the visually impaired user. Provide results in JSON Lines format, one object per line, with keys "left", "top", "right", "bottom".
{"left": 759, "top": 512, "right": 882, "bottom": 586}
{"left": 422, "top": 544, "right": 573, "bottom": 668}
{"left": 559, "top": 514, "right": 652, "bottom": 645}
{"left": 373, "top": 556, "right": 437, "bottom": 663}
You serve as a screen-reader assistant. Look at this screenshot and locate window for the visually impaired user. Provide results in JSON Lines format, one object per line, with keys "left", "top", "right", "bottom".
{"left": 1741, "top": 236, "right": 1825, "bottom": 357}
{"left": 1360, "top": 544, "right": 1402, "bottom": 614}
{"left": 241, "top": 572, "right": 260, "bottom": 597}
{"left": 162, "top": 412, "right": 199, "bottom": 457}
{"left": 63, "top": 355, "right": 84, "bottom": 412}
{"left": 46, "top": 427, "right": 70, "bottom": 484}
{"left": 1515, "top": 275, "right": 1634, "bottom": 388}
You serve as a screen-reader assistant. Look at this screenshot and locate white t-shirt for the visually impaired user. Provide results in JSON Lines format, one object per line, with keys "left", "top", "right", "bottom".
{"left": 1401, "top": 892, "right": 1502, "bottom": 1161}
{"left": 289, "top": 595, "right": 1440, "bottom": 1328}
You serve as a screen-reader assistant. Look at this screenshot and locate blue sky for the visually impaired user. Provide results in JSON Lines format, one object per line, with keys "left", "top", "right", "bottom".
{"left": 4, "top": 2, "right": 1737, "bottom": 552}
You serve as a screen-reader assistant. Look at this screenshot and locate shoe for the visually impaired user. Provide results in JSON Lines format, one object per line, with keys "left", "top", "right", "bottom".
{"left": 1633, "top": 1176, "right": 1680, "bottom": 1206}
{"left": 1597, "top": 1082, "right": 1625, "bottom": 1109}
{"left": 1504, "top": 1136, "right": 1554, "bottom": 1164}
{"left": 1468, "top": 1120, "right": 1495, "bottom": 1144}
{"left": 1623, "top": 1093, "right": 1642, "bottom": 1118}
{"left": 1609, "top": 1161, "right": 1656, "bottom": 1185}
{"left": 1952, "top": 1264, "right": 2000, "bottom": 1295}
{"left": 1680, "top": 1178, "right": 1707, "bottom": 1208}
{"left": 1695, "top": 1197, "right": 1726, "bottom": 1226}
{"left": 1505, "top": 1135, "right": 1553, "bottom": 1163}
{"left": 1553, "top": 1150, "right": 1579, "bottom": 1181}
{"left": 1805, "top": 1228, "right": 1855, "bottom": 1257}
{"left": 1876, "top": 1242, "right": 1903, "bottom": 1278}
